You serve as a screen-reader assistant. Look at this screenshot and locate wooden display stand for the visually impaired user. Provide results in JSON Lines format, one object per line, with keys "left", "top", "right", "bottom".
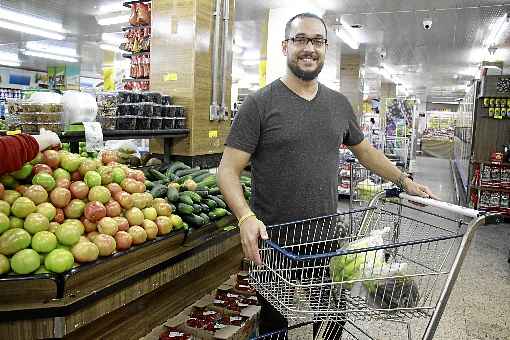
{"left": 0, "top": 224, "right": 242, "bottom": 339}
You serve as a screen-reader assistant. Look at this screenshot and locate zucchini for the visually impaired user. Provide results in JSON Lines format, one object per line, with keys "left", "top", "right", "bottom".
{"left": 192, "top": 204, "right": 202, "bottom": 214}
{"left": 168, "top": 161, "right": 190, "bottom": 174}
{"left": 150, "top": 184, "right": 168, "bottom": 198}
{"left": 148, "top": 168, "right": 168, "bottom": 182}
{"left": 199, "top": 212, "right": 210, "bottom": 225}
{"left": 208, "top": 195, "right": 226, "bottom": 209}
{"left": 205, "top": 198, "right": 218, "bottom": 209}
{"left": 181, "top": 191, "right": 202, "bottom": 203}
{"left": 198, "top": 175, "right": 217, "bottom": 188}
{"left": 175, "top": 166, "right": 201, "bottom": 177}
{"left": 183, "top": 213, "right": 205, "bottom": 226}
{"left": 166, "top": 185, "right": 179, "bottom": 203}
{"left": 177, "top": 203, "right": 194, "bottom": 215}
{"left": 193, "top": 171, "right": 213, "bottom": 182}
{"left": 178, "top": 194, "right": 194, "bottom": 206}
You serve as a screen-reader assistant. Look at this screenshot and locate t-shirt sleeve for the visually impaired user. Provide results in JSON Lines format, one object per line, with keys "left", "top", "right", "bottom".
{"left": 225, "top": 95, "right": 261, "bottom": 154}
{"left": 342, "top": 99, "right": 365, "bottom": 146}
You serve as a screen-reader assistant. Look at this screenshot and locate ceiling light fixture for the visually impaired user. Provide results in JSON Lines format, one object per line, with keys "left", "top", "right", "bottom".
{"left": 0, "top": 19, "right": 65, "bottom": 40}
{"left": 23, "top": 50, "right": 78, "bottom": 63}
{"left": 97, "top": 15, "right": 130, "bottom": 26}
{"left": 101, "top": 33, "right": 124, "bottom": 45}
{"left": 0, "top": 60, "right": 20, "bottom": 67}
{"left": 486, "top": 13, "right": 508, "bottom": 47}
{"left": 0, "top": 7, "right": 66, "bottom": 33}
{"left": 99, "top": 43, "right": 121, "bottom": 53}
{"left": 431, "top": 101, "right": 460, "bottom": 105}
{"left": 336, "top": 27, "right": 359, "bottom": 50}
{"left": 26, "top": 41, "right": 77, "bottom": 57}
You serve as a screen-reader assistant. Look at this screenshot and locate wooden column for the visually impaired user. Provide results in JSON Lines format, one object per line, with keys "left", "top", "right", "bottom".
{"left": 150, "top": 0, "right": 234, "bottom": 166}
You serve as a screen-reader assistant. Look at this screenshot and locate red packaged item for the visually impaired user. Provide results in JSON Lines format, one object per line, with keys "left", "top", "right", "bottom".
{"left": 490, "top": 152, "right": 504, "bottom": 163}
{"left": 129, "top": 3, "right": 138, "bottom": 26}
{"left": 137, "top": 3, "right": 150, "bottom": 25}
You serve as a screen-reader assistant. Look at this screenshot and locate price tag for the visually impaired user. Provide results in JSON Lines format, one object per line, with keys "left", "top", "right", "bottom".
{"left": 226, "top": 293, "right": 239, "bottom": 298}
{"left": 238, "top": 303, "right": 248, "bottom": 307}
{"left": 169, "top": 332, "right": 184, "bottom": 337}
{"left": 83, "top": 122, "right": 103, "bottom": 152}
{"left": 230, "top": 316, "right": 243, "bottom": 322}
{"left": 214, "top": 299, "right": 224, "bottom": 304}
{"left": 203, "top": 311, "right": 216, "bottom": 316}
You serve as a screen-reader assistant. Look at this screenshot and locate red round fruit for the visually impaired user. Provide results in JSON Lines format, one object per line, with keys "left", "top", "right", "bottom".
{"left": 81, "top": 217, "right": 97, "bottom": 233}
{"left": 50, "top": 187, "right": 72, "bottom": 208}
{"left": 24, "top": 185, "right": 48, "bottom": 205}
{"left": 101, "top": 150, "right": 118, "bottom": 165}
{"left": 155, "top": 216, "right": 173, "bottom": 235}
{"left": 128, "top": 226, "right": 147, "bottom": 245}
{"left": 0, "top": 183, "right": 4, "bottom": 199}
{"left": 84, "top": 201, "right": 107, "bottom": 223}
{"left": 70, "top": 170, "right": 82, "bottom": 182}
{"left": 107, "top": 183, "right": 122, "bottom": 196}
{"left": 97, "top": 217, "right": 119, "bottom": 236}
{"left": 53, "top": 208, "right": 65, "bottom": 223}
{"left": 105, "top": 200, "right": 122, "bottom": 217}
{"left": 113, "top": 216, "right": 129, "bottom": 232}
{"left": 143, "top": 219, "right": 158, "bottom": 240}
{"left": 15, "top": 185, "right": 28, "bottom": 195}
{"left": 64, "top": 199, "right": 86, "bottom": 219}
{"left": 115, "top": 231, "right": 133, "bottom": 250}
{"left": 55, "top": 178, "right": 70, "bottom": 189}
{"left": 114, "top": 191, "right": 133, "bottom": 210}
{"left": 43, "top": 150, "right": 60, "bottom": 169}
{"left": 69, "top": 181, "right": 89, "bottom": 199}
{"left": 92, "top": 234, "right": 116, "bottom": 256}
{"left": 87, "top": 231, "right": 99, "bottom": 242}
{"left": 33, "top": 163, "right": 53, "bottom": 175}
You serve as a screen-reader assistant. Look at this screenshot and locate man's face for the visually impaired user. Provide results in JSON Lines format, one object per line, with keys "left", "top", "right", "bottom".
{"left": 283, "top": 17, "right": 327, "bottom": 81}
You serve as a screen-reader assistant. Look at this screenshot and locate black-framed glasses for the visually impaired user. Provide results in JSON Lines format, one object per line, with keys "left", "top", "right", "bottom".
{"left": 285, "top": 36, "right": 328, "bottom": 48}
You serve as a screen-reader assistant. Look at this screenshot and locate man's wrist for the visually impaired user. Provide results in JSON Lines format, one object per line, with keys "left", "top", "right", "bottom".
{"left": 394, "top": 172, "right": 412, "bottom": 191}
{"left": 238, "top": 212, "right": 256, "bottom": 227}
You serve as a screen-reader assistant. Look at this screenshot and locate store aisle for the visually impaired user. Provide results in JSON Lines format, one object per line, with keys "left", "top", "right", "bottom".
{"left": 414, "top": 157, "right": 510, "bottom": 340}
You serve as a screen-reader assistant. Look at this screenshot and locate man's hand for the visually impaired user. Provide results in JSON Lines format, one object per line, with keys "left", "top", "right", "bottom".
{"left": 404, "top": 178, "right": 439, "bottom": 200}
{"left": 239, "top": 216, "right": 268, "bottom": 265}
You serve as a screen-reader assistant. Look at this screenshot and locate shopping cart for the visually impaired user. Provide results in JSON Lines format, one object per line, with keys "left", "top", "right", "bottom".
{"left": 249, "top": 190, "right": 502, "bottom": 339}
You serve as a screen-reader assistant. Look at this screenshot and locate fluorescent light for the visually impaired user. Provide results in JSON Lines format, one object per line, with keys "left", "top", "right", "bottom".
{"left": 486, "top": 13, "right": 508, "bottom": 47}
{"left": 26, "top": 41, "right": 77, "bottom": 57}
{"left": 97, "top": 15, "right": 129, "bottom": 26}
{"left": 336, "top": 27, "right": 359, "bottom": 49}
{"left": 101, "top": 33, "right": 124, "bottom": 45}
{"left": 99, "top": 44, "right": 121, "bottom": 53}
{"left": 0, "top": 51, "right": 19, "bottom": 62}
{"left": 0, "top": 60, "right": 20, "bottom": 67}
{"left": 0, "top": 7, "right": 66, "bottom": 33}
{"left": 431, "top": 101, "right": 460, "bottom": 105}
{"left": 23, "top": 50, "right": 78, "bottom": 63}
{"left": 0, "top": 19, "right": 65, "bottom": 40}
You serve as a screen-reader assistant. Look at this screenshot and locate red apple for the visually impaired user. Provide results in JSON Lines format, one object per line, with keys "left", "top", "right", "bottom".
{"left": 84, "top": 201, "right": 107, "bottom": 223}
{"left": 113, "top": 216, "right": 129, "bottom": 232}
{"left": 33, "top": 163, "right": 52, "bottom": 175}
{"left": 71, "top": 170, "right": 82, "bottom": 182}
{"left": 70, "top": 181, "right": 89, "bottom": 199}
{"left": 128, "top": 226, "right": 147, "bottom": 245}
{"left": 50, "top": 187, "right": 71, "bottom": 208}
{"left": 43, "top": 150, "right": 60, "bottom": 169}
{"left": 105, "top": 200, "right": 121, "bottom": 217}
{"left": 115, "top": 231, "right": 133, "bottom": 250}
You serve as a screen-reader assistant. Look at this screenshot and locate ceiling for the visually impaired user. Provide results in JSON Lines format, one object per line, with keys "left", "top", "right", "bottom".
{"left": 0, "top": 1, "right": 510, "bottom": 102}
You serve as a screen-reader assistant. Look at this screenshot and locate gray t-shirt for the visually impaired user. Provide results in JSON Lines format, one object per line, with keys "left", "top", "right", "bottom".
{"left": 226, "top": 79, "right": 364, "bottom": 226}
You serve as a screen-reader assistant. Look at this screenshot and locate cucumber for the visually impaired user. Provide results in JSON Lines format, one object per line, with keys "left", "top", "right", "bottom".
{"left": 181, "top": 191, "right": 202, "bottom": 203}
{"left": 150, "top": 184, "right": 168, "bottom": 198}
{"left": 192, "top": 204, "right": 202, "bottom": 214}
{"left": 208, "top": 195, "right": 226, "bottom": 209}
{"left": 208, "top": 187, "right": 220, "bottom": 195}
{"left": 178, "top": 194, "right": 194, "bottom": 206}
{"left": 200, "top": 203, "right": 210, "bottom": 212}
{"left": 181, "top": 222, "right": 189, "bottom": 231}
{"left": 175, "top": 166, "right": 201, "bottom": 177}
{"left": 166, "top": 185, "right": 179, "bottom": 203}
{"left": 199, "top": 212, "right": 210, "bottom": 225}
{"left": 145, "top": 180, "right": 154, "bottom": 190}
{"left": 183, "top": 213, "right": 205, "bottom": 226}
{"left": 195, "top": 190, "right": 209, "bottom": 198}
{"left": 205, "top": 198, "right": 218, "bottom": 209}
{"left": 193, "top": 172, "right": 213, "bottom": 182}
{"left": 198, "top": 175, "right": 217, "bottom": 188}
{"left": 177, "top": 175, "right": 193, "bottom": 185}
{"left": 164, "top": 170, "right": 178, "bottom": 181}
{"left": 148, "top": 168, "right": 168, "bottom": 182}
{"left": 211, "top": 208, "right": 228, "bottom": 217}
{"left": 177, "top": 203, "right": 194, "bottom": 215}
{"left": 168, "top": 161, "right": 190, "bottom": 174}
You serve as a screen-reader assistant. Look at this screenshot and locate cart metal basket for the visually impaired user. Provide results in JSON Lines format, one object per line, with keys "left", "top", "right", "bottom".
{"left": 249, "top": 191, "right": 501, "bottom": 339}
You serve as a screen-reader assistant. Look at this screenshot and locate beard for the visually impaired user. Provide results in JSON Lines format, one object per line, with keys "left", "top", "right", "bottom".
{"left": 287, "top": 56, "right": 324, "bottom": 81}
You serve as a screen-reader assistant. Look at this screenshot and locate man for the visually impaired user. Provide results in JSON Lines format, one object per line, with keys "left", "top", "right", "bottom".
{"left": 218, "top": 12, "right": 435, "bottom": 337}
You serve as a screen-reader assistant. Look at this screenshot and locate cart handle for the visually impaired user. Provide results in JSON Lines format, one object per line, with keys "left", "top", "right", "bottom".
{"left": 395, "top": 191, "right": 480, "bottom": 218}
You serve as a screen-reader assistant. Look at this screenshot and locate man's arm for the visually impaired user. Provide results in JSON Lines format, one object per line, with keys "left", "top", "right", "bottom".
{"left": 217, "top": 146, "right": 268, "bottom": 265}
{"left": 349, "top": 139, "right": 438, "bottom": 199}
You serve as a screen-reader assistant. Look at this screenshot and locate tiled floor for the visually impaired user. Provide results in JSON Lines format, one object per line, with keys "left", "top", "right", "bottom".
{"left": 287, "top": 157, "right": 510, "bottom": 340}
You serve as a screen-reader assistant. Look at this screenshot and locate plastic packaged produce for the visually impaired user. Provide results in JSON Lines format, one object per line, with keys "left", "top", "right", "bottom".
{"left": 150, "top": 116, "right": 162, "bottom": 130}
{"left": 163, "top": 117, "right": 175, "bottom": 129}
{"left": 116, "top": 116, "right": 137, "bottom": 130}
{"left": 153, "top": 104, "right": 161, "bottom": 117}
{"left": 136, "top": 116, "right": 151, "bottom": 130}
{"left": 175, "top": 118, "right": 186, "bottom": 129}
{"left": 139, "top": 102, "right": 153, "bottom": 116}
{"left": 161, "top": 95, "right": 172, "bottom": 105}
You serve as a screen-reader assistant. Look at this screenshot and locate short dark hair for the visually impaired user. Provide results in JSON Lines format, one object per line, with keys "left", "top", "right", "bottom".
{"left": 285, "top": 13, "right": 327, "bottom": 39}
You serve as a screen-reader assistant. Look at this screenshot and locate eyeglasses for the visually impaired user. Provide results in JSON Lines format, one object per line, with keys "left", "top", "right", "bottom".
{"left": 285, "top": 36, "right": 328, "bottom": 48}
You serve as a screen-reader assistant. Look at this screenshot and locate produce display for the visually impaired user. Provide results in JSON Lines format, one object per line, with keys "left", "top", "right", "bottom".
{"left": 0, "top": 145, "right": 245, "bottom": 276}
{"left": 95, "top": 91, "right": 184, "bottom": 131}
{"left": 5, "top": 100, "right": 63, "bottom": 133}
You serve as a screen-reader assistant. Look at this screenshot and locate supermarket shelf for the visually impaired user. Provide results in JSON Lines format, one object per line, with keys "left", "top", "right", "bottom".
{"left": 121, "top": 23, "right": 151, "bottom": 31}
{"left": 472, "top": 159, "right": 510, "bottom": 167}
{"left": 122, "top": 51, "right": 150, "bottom": 58}
{"left": 471, "top": 185, "right": 510, "bottom": 193}
{"left": 123, "top": 0, "right": 151, "bottom": 8}
{"left": 59, "top": 128, "right": 188, "bottom": 143}
{"left": 122, "top": 78, "right": 150, "bottom": 82}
